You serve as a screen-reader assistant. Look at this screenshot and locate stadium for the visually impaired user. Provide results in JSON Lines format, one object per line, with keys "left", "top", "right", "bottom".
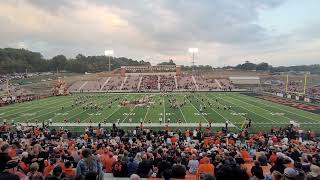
{"left": 1, "top": 1, "right": 320, "bottom": 180}
{"left": 1, "top": 64, "right": 320, "bottom": 133}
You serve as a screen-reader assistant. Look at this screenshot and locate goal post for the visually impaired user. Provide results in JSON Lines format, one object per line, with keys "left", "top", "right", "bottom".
{"left": 285, "top": 73, "right": 308, "bottom": 96}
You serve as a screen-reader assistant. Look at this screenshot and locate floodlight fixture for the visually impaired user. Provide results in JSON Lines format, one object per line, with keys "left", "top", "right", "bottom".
{"left": 188, "top": 48, "right": 199, "bottom": 75}
{"left": 105, "top": 49, "right": 114, "bottom": 72}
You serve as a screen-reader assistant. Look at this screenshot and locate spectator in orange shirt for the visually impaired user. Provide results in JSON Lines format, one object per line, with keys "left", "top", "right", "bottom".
{"left": 103, "top": 153, "right": 114, "bottom": 173}
{"left": 63, "top": 161, "right": 76, "bottom": 179}
{"left": 43, "top": 158, "right": 56, "bottom": 177}
{"left": 241, "top": 148, "right": 250, "bottom": 159}
{"left": 197, "top": 157, "right": 214, "bottom": 179}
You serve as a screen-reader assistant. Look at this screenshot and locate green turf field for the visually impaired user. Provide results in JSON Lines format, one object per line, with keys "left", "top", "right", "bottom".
{"left": 1, "top": 92, "right": 320, "bottom": 132}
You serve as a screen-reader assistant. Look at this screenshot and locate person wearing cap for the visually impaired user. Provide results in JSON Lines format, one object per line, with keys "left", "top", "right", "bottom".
{"left": 0, "top": 160, "right": 20, "bottom": 180}
{"left": 283, "top": 167, "right": 299, "bottom": 180}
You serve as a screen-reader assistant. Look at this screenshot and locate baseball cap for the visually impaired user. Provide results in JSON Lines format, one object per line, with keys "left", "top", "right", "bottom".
{"left": 284, "top": 167, "right": 298, "bottom": 178}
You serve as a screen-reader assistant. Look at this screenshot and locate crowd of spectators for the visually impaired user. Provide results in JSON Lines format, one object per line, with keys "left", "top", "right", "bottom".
{"left": 194, "top": 76, "right": 219, "bottom": 91}
{"left": 122, "top": 76, "right": 140, "bottom": 91}
{"left": 177, "top": 75, "right": 197, "bottom": 90}
{"left": 159, "top": 75, "right": 176, "bottom": 91}
{"left": 140, "top": 75, "right": 159, "bottom": 91}
{"left": 0, "top": 122, "right": 319, "bottom": 180}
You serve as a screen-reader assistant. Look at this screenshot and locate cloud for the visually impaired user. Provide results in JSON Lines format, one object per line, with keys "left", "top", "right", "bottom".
{"left": 0, "top": 0, "right": 319, "bottom": 66}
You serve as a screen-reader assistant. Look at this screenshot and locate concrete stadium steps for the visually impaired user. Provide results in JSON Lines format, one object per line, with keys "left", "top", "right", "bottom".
{"left": 157, "top": 75, "right": 161, "bottom": 90}
{"left": 122, "top": 76, "right": 140, "bottom": 91}
{"left": 68, "top": 81, "right": 86, "bottom": 92}
{"left": 102, "top": 76, "right": 124, "bottom": 91}
{"left": 78, "top": 81, "right": 88, "bottom": 91}
{"left": 100, "top": 77, "right": 111, "bottom": 91}
{"left": 81, "top": 81, "right": 101, "bottom": 91}
{"left": 215, "top": 79, "right": 222, "bottom": 88}
{"left": 194, "top": 76, "right": 219, "bottom": 91}
{"left": 192, "top": 75, "right": 199, "bottom": 90}
{"left": 137, "top": 77, "right": 142, "bottom": 90}
{"left": 120, "top": 76, "right": 127, "bottom": 90}
{"left": 177, "top": 75, "right": 197, "bottom": 90}
{"left": 174, "top": 75, "right": 178, "bottom": 89}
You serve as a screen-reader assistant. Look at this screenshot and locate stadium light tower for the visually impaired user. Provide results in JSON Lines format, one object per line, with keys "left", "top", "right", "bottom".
{"left": 188, "top": 48, "right": 198, "bottom": 75}
{"left": 104, "top": 49, "right": 114, "bottom": 72}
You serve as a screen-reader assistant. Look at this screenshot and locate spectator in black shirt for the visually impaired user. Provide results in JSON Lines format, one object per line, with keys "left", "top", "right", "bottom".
{"left": 172, "top": 157, "right": 186, "bottom": 179}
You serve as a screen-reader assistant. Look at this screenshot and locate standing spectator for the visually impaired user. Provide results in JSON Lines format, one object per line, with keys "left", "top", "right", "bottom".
{"left": 27, "top": 162, "right": 44, "bottom": 180}
{"left": 137, "top": 154, "right": 153, "bottom": 178}
{"left": 127, "top": 157, "right": 139, "bottom": 177}
{"left": 188, "top": 154, "right": 199, "bottom": 174}
{"left": 0, "top": 144, "right": 11, "bottom": 173}
{"left": 63, "top": 161, "right": 75, "bottom": 179}
{"left": 251, "top": 161, "right": 264, "bottom": 180}
{"left": 76, "top": 148, "right": 102, "bottom": 180}
{"left": 197, "top": 157, "right": 214, "bottom": 179}
{"left": 172, "top": 157, "right": 186, "bottom": 178}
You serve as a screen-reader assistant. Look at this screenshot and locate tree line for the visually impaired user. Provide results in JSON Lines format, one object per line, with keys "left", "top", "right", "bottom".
{"left": 0, "top": 48, "right": 150, "bottom": 74}
{"left": 227, "top": 61, "right": 320, "bottom": 74}
{"left": 0, "top": 48, "right": 319, "bottom": 74}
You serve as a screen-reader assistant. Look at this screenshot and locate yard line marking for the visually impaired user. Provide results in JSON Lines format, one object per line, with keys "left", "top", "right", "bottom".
{"left": 229, "top": 94, "right": 293, "bottom": 123}
{"left": 203, "top": 94, "right": 241, "bottom": 130}
{"left": 178, "top": 105, "right": 187, "bottom": 123}
{"left": 27, "top": 94, "right": 106, "bottom": 122}
{"left": 0, "top": 97, "right": 70, "bottom": 118}
{"left": 163, "top": 96, "right": 166, "bottom": 123}
{"left": 214, "top": 94, "right": 277, "bottom": 124}
{"left": 0, "top": 97, "right": 64, "bottom": 111}
{"left": 81, "top": 94, "right": 129, "bottom": 123}
{"left": 13, "top": 98, "right": 73, "bottom": 122}
{"left": 235, "top": 94, "right": 320, "bottom": 123}
{"left": 104, "top": 95, "right": 137, "bottom": 123}
{"left": 122, "top": 105, "right": 137, "bottom": 123}
{"left": 184, "top": 95, "right": 208, "bottom": 123}
{"left": 24, "top": 98, "right": 74, "bottom": 122}
{"left": 195, "top": 94, "right": 241, "bottom": 130}
{"left": 143, "top": 104, "right": 151, "bottom": 123}
{"left": 66, "top": 96, "right": 109, "bottom": 122}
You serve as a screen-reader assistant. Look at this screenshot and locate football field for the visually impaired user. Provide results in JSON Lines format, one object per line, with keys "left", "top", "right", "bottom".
{"left": 1, "top": 92, "right": 320, "bottom": 132}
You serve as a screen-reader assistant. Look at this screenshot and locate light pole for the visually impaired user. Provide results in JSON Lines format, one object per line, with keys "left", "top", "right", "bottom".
{"left": 188, "top": 48, "right": 198, "bottom": 75}
{"left": 105, "top": 50, "right": 114, "bottom": 72}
